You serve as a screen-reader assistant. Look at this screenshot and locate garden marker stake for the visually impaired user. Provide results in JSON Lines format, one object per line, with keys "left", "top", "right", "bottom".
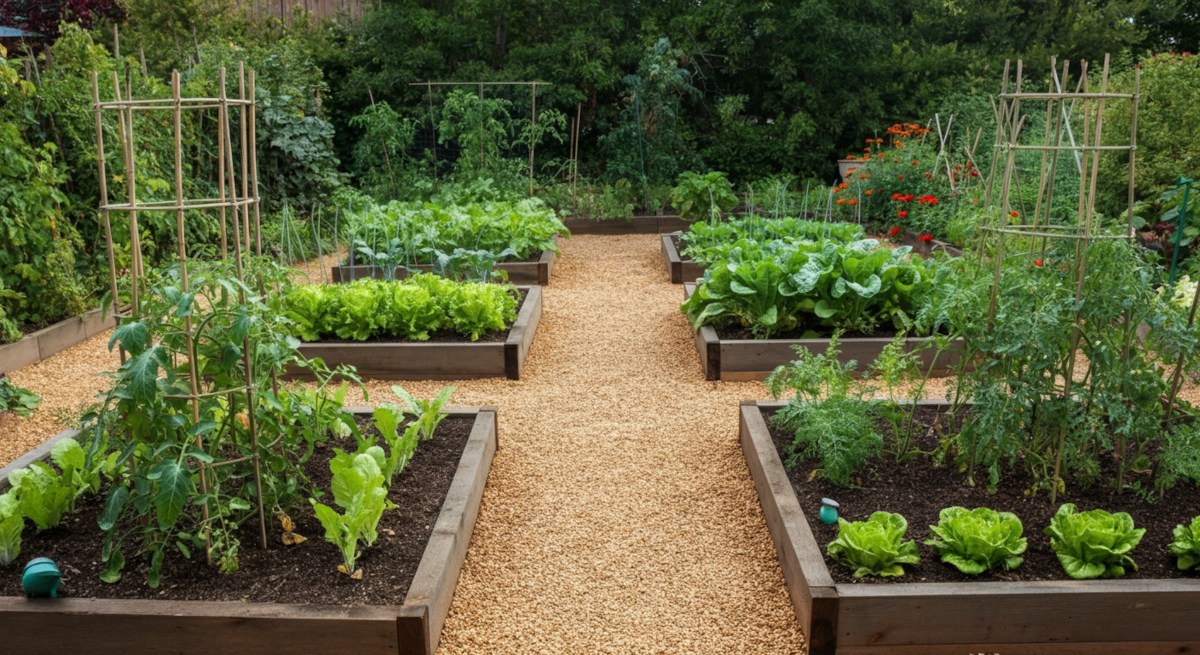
{"left": 1168, "top": 177, "right": 1193, "bottom": 286}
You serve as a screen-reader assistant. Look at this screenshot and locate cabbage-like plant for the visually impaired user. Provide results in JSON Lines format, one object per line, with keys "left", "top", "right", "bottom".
{"left": 925, "top": 507, "right": 1026, "bottom": 574}
{"left": 1044, "top": 504, "right": 1145, "bottom": 579}
{"left": 827, "top": 511, "right": 919, "bottom": 577}
{"left": 1170, "top": 516, "right": 1200, "bottom": 571}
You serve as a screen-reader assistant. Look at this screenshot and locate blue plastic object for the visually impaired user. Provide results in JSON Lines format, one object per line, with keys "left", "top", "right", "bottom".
{"left": 819, "top": 498, "right": 840, "bottom": 525}
{"left": 22, "top": 558, "right": 61, "bottom": 598}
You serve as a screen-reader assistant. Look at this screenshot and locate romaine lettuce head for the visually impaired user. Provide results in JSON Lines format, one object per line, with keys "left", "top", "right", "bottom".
{"left": 925, "top": 506, "right": 1026, "bottom": 575}
{"left": 827, "top": 511, "right": 919, "bottom": 577}
{"left": 1044, "top": 503, "right": 1145, "bottom": 579}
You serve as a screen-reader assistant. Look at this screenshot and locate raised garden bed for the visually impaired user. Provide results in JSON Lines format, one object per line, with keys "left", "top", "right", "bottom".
{"left": 0, "top": 405, "right": 499, "bottom": 655}
{"left": 0, "top": 308, "right": 117, "bottom": 375}
{"left": 660, "top": 232, "right": 706, "bottom": 284}
{"left": 740, "top": 399, "right": 1200, "bottom": 654}
{"left": 331, "top": 241, "right": 561, "bottom": 286}
{"left": 288, "top": 285, "right": 542, "bottom": 381}
{"left": 562, "top": 214, "right": 698, "bottom": 235}
{"left": 683, "top": 284, "right": 966, "bottom": 381}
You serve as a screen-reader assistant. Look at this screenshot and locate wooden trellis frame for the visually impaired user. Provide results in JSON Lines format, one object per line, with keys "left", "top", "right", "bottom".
{"left": 91, "top": 63, "right": 268, "bottom": 561}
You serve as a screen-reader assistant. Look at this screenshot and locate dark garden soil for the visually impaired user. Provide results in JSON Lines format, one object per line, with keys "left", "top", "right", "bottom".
{"left": 764, "top": 405, "right": 1200, "bottom": 585}
{"left": 0, "top": 414, "right": 473, "bottom": 605}
{"left": 302, "top": 288, "right": 526, "bottom": 345}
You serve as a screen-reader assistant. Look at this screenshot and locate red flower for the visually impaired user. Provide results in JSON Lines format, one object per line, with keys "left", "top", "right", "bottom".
{"left": 923, "top": 172, "right": 933, "bottom": 179}
{"left": 837, "top": 198, "right": 846, "bottom": 205}
{"left": 919, "top": 234, "right": 933, "bottom": 242}
{"left": 970, "top": 169, "right": 980, "bottom": 177}
{"left": 911, "top": 160, "right": 919, "bottom": 165}
{"left": 1035, "top": 259, "right": 1043, "bottom": 267}
{"left": 897, "top": 175, "right": 904, "bottom": 179}
{"left": 890, "top": 227, "right": 901, "bottom": 236}
{"left": 898, "top": 210, "right": 909, "bottom": 219}
{"left": 892, "top": 193, "right": 902, "bottom": 200}
{"left": 1010, "top": 210, "right": 1020, "bottom": 219}
{"left": 849, "top": 199, "right": 858, "bottom": 205}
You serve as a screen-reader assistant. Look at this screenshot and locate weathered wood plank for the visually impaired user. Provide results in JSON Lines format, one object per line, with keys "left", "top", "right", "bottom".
{"left": 33, "top": 316, "right": 88, "bottom": 360}
{"left": 331, "top": 260, "right": 544, "bottom": 285}
{"left": 83, "top": 307, "right": 119, "bottom": 338}
{"left": 740, "top": 403, "right": 838, "bottom": 654}
{"left": 0, "top": 597, "right": 402, "bottom": 655}
{"left": 504, "top": 286, "right": 543, "bottom": 380}
{"left": 0, "top": 336, "right": 40, "bottom": 374}
{"left": 836, "top": 579, "right": 1200, "bottom": 646}
{"left": 0, "top": 428, "right": 80, "bottom": 493}
{"left": 401, "top": 409, "right": 497, "bottom": 655}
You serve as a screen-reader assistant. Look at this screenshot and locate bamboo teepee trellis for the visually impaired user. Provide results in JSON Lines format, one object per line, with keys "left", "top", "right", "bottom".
{"left": 91, "top": 63, "right": 268, "bottom": 560}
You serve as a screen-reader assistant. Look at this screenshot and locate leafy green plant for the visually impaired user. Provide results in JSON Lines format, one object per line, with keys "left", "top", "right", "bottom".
{"left": 9, "top": 462, "right": 74, "bottom": 530}
{"left": 369, "top": 405, "right": 421, "bottom": 485}
{"left": 0, "top": 491, "right": 22, "bottom": 566}
{"left": 283, "top": 275, "right": 518, "bottom": 343}
{"left": 827, "top": 511, "right": 919, "bottom": 577}
{"left": 0, "top": 375, "right": 41, "bottom": 417}
{"left": 671, "top": 171, "right": 738, "bottom": 221}
{"left": 391, "top": 385, "right": 455, "bottom": 441}
{"left": 925, "top": 507, "right": 1027, "bottom": 574}
{"left": 1044, "top": 504, "right": 1145, "bottom": 579}
{"left": 680, "top": 215, "right": 865, "bottom": 266}
{"left": 1170, "top": 516, "right": 1200, "bottom": 571}
{"left": 767, "top": 336, "right": 883, "bottom": 486}
{"left": 310, "top": 452, "right": 394, "bottom": 576}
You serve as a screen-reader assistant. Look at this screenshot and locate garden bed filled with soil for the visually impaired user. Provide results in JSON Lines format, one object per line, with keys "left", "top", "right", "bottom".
{"left": 0, "top": 406, "right": 499, "bottom": 655}
{"left": 562, "top": 214, "right": 698, "bottom": 235}
{"left": 0, "top": 308, "right": 117, "bottom": 375}
{"left": 661, "top": 232, "right": 706, "bottom": 284}
{"left": 740, "top": 399, "right": 1200, "bottom": 654}
{"left": 288, "top": 285, "right": 542, "bottom": 381}
{"left": 683, "top": 284, "right": 965, "bottom": 381}
{"left": 332, "top": 244, "right": 559, "bottom": 286}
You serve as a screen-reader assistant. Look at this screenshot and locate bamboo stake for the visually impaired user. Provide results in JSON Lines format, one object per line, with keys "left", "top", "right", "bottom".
{"left": 239, "top": 63, "right": 251, "bottom": 256}
{"left": 112, "top": 72, "right": 140, "bottom": 316}
{"left": 250, "top": 69, "right": 262, "bottom": 257}
{"left": 573, "top": 101, "right": 581, "bottom": 207}
{"left": 173, "top": 70, "right": 214, "bottom": 564}
{"left": 217, "top": 69, "right": 229, "bottom": 259}
{"left": 427, "top": 81, "right": 437, "bottom": 186}
{"left": 91, "top": 73, "right": 120, "bottom": 327}
{"left": 529, "top": 82, "right": 537, "bottom": 196}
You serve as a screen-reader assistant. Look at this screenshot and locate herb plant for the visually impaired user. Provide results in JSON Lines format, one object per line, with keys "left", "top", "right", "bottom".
{"left": 1044, "top": 504, "right": 1145, "bottom": 579}
{"left": 827, "top": 511, "right": 920, "bottom": 577}
{"left": 925, "top": 507, "right": 1027, "bottom": 574}
{"left": 1170, "top": 516, "right": 1200, "bottom": 571}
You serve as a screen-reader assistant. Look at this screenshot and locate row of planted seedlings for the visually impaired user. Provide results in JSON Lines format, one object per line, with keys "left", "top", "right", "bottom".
{"left": 736, "top": 56, "right": 1200, "bottom": 655}
{"left": 0, "top": 69, "right": 504, "bottom": 655}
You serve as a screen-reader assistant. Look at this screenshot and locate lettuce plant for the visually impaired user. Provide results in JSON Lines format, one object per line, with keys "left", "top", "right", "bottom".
{"left": 1044, "top": 504, "right": 1145, "bottom": 579}
{"left": 392, "top": 385, "right": 455, "bottom": 441}
{"left": 0, "top": 491, "right": 22, "bottom": 566}
{"left": 925, "top": 507, "right": 1026, "bottom": 574}
{"left": 9, "top": 463, "right": 74, "bottom": 530}
{"left": 311, "top": 453, "right": 394, "bottom": 576}
{"left": 1170, "top": 516, "right": 1200, "bottom": 571}
{"left": 0, "top": 375, "right": 41, "bottom": 417}
{"left": 827, "top": 511, "right": 919, "bottom": 577}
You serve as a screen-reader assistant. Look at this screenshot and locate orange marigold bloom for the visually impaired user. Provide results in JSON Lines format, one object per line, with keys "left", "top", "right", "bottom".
{"left": 865, "top": 189, "right": 873, "bottom": 195}
{"left": 849, "top": 199, "right": 858, "bottom": 205}
{"left": 911, "top": 160, "right": 919, "bottom": 165}
{"left": 837, "top": 198, "right": 847, "bottom": 205}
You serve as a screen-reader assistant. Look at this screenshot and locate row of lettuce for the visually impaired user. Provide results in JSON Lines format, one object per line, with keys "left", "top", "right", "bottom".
{"left": 829, "top": 505, "right": 1200, "bottom": 580}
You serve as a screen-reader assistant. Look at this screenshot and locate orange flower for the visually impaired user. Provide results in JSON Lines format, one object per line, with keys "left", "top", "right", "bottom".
{"left": 849, "top": 199, "right": 858, "bottom": 205}
{"left": 1010, "top": 210, "right": 1020, "bottom": 219}
{"left": 876, "top": 153, "right": 885, "bottom": 158}
{"left": 837, "top": 198, "right": 847, "bottom": 205}
{"left": 897, "top": 175, "right": 904, "bottom": 179}
{"left": 972, "top": 198, "right": 979, "bottom": 204}
{"left": 864, "top": 189, "right": 873, "bottom": 195}
{"left": 911, "top": 160, "right": 919, "bottom": 166}
{"left": 893, "top": 158, "right": 899, "bottom": 163}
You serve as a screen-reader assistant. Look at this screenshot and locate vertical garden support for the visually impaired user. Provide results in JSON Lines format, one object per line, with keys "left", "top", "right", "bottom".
{"left": 92, "top": 64, "right": 267, "bottom": 552}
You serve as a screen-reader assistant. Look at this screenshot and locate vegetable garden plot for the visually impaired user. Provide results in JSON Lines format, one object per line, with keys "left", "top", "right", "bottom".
{"left": 0, "top": 407, "right": 498, "bottom": 655}
{"left": 332, "top": 245, "right": 559, "bottom": 286}
{"left": 739, "top": 400, "right": 1200, "bottom": 655}
{"left": 682, "top": 283, "right": 965, "bottom": 381}
{"left": 0, "top": 308, "right": 116, "bottom": 375}
{"left": 285, "top": 282, "right": 543, "bottom": 381}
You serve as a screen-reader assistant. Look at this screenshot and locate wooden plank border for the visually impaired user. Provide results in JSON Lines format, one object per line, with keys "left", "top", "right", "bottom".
{"left": 684, "top": 284, "right": 967, "bottom": 381}
{"left": 660, "top": 232, "right": 706, "bottom": 284}
{"left": 562, "top": 215, "right": 700, "bottom": 235}
{"left": 741, "top": 400, "right": 1200, "bottom": 654}
{"left": 330, "top": 244, "right": 560, "bottom": 286}
{"left": 0, "top": 308, "right": 118, "bottom": 375}
{"left": 287, "top": 286, "right": 542, "bottom": 381}
{"left": 0, "top": 406, "right": 499, "bottom": 655}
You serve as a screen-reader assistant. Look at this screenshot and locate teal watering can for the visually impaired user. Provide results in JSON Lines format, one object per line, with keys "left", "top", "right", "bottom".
{"left": 22, "top": 558, "right": 61, "bottom": 598}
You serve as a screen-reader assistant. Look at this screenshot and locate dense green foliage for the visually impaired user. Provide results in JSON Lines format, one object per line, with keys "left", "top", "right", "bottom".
{"left": 679, "top": 216, "right": 865, "bottom": 267}
{"left": 284, "top": 275, "right": 519, "bottom": 342}
{"left": 1170, "top": 515, "right": 1200, "bottom": 571}
{"left": 827, "top": 511, "right": 920, "bottom": 578}
{"left": 1045, "top": 504, "right": 1145, "bottom": 579}
{"left": 669, "top": 171, "right": 737, "bottom": 221}
{"left": 0, "top": 375, "right": 42, "bottom": 417}
{"left": 925, "top": 507, "right": 1027, "bottom": 574}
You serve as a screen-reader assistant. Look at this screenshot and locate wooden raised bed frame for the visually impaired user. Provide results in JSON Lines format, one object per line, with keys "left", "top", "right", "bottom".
{"left": 331, "top": 246, "right": 559, "bottom": 286}
{"left": 0, "top": 405, "right": 499, "bottom": 655}
{"left": 562, "top": 214, "right": 698, "bottom": 235}
{"left": 0, "top": 308, "right": 117, "bottom": 375}
{"left": 660, "top": 232, "right": 706, "bottom": 284}
{"left": 289, "top": 285, "right": 542, "bottom": 381}
{"left": 683, "top": 284, "right": 965, "bottom": 381}
{"left": 740, "top": 399, "right": 1200, "bottom": 654}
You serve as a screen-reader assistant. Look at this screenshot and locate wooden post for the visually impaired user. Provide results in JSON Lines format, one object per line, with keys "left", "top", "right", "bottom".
{"left": 478, "top": 81, "right": 485, "bottom": 174}
{"left": 239, "top": 63, "right": 251, "bottom": 256}
{"left": 529, "top": 81, "right": 537, "bottom": 196}
{"left": 217, "top": 69, "right": 229, "bottom": 258}
{"left": 573, "top": 101, "right": 581, "bottom": 208}
{"left": 91, "top": 73, "right": 121, "bottom": 327}
{"left": 250, "top": 69, "right": 262, "bottom": 256}
{"left": 427, "top": 81, "right": 437, "bottom": 185}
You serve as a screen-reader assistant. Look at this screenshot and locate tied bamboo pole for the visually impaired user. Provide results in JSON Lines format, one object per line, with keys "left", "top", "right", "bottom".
{"left": 172, "top": 71, "right": 214, "bottom": 564}
{"left": 250, "top": 70, "right": 262, "bottom": 257}
{"left": 217, "top": 68, "right": 229, "bottom": 259}
{"left": 91, "top": 73, "right": 120, "bottom": 331}
{"left": 529, "top": 81, "right": 537, "bottom": 196}
{"left": 239, "top": 63, "right": 252, "bottom": 256}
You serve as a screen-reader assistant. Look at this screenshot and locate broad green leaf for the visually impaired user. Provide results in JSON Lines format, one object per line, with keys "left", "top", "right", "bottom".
{"left": 151, "top": 460, "right": 195, "bottom": 530}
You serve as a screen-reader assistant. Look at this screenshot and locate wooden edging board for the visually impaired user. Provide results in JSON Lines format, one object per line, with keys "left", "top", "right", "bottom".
{"left": 660, "top": 232, "right": 707, "bottom": 284}
{"left": 683, "top": 284, "right": 965, "bottom": 381}
{"left": 330, "top": 240, "right": 562, "bottom": 286}
{"left": 740, "top": 399, "right": 1200, "bottom": 655}
{"left": 288, "top": 285, "right": 543, "bottom": 381}
{"left": 562, "top": 214, "right": 699, "bottom": 235}
{"left": 0, "top": 405, "right": 499, "bottom": 655}
{"left": 0, "top": 308, "right": 117, "bottom": 375}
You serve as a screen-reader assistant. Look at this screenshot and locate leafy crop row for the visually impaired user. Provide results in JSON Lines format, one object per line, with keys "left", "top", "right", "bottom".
{"left": 679, "top": 215, "right": 865, "bottom": 266}
{"left": 682, "top": 238, "right": 940, "bottom": 338}
{"left": 284, "top": 274, "right": 519, "bottom": 342}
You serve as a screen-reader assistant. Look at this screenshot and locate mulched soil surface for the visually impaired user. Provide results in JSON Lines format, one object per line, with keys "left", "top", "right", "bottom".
{"left": 297, "top": 288, "right": 526, "bottom": 344}
{"left": 0, "top": 415, "right": 473, "bottom": 605}
{"left": 766, "top": 405, "right": 1200, "bottom": 585}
